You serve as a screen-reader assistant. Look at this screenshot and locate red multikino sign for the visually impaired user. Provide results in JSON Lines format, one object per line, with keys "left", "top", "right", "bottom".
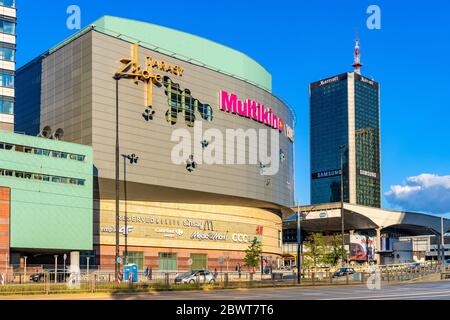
{"left": 219, "top": 90, "right": 294, "bottom": 142}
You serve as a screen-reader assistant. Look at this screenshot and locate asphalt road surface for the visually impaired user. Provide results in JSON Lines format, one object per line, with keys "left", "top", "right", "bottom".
{"left": 3, "top": 281, "right": 450, "bottom": 300}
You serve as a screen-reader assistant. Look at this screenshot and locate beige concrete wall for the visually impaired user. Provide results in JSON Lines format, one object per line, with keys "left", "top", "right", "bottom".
{"left": 40, "top": 32, "right": 93, "bottom": 145}
{"left": 89, "top": 31, "right": 294, "bottom": 208}
{"left": 96, "top": 200, "right": 282, "bottom": 255}
{"left": 37, "top": 30, "right": 294, "bottom": 208}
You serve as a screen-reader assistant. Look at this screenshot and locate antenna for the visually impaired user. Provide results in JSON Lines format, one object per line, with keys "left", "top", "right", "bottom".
{"left": 352, "top": 33, "right": 363, "bottom": 74}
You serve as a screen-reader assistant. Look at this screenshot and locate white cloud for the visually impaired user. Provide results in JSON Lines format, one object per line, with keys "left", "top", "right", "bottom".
{"left": 385, "top": 174, "right": 450, "bottom": 214}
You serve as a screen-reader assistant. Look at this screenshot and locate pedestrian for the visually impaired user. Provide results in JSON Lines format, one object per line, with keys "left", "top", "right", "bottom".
{"left": 148, "top": 267, "right": 153, "bottom": 280}
{"left": 0, "top": 272, "right": 4, "bottom": 286}
{"left": 213, "top": 268, "right": 218, "bottom": 279}
{"left": 145, "top": 266, "right": 149, "bottom": 278}
{"left": 237, "top": 263, "right": 242, "bottom": 279}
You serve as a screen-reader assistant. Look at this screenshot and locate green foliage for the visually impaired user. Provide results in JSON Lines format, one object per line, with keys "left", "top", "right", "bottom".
{"left": 244, "top": 237, "right": 263, "bottom": 268}
{"left": 302, "top": 233, "right": 326, "bottom": 267}
{"left": 323, "top": 234, "right": 347, "bottom": 266}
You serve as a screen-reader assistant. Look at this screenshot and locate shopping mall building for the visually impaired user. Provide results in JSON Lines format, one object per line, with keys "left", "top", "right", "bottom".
{"left": 13, "top": 16, "right": 295, "bottom": 271}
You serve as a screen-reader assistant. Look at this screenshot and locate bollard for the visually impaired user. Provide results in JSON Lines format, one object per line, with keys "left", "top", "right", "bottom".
{"left": 224, "top": 273, "right": 229, "bottom": 288}
{"left": 165, "top": 272, "right": 169, "bottom": 287}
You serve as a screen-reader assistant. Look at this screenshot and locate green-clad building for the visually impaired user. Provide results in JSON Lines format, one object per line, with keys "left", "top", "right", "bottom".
{"left": 0, "top": 130, "right": 93, "bottom": 270}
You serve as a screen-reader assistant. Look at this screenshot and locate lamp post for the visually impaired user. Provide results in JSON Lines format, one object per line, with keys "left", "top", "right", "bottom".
{"left": 63, "top": 253, "right": 67, "bottom": 281}
{"left": 114, "top": 74, "right": 121, "bottom": 281}
{"left": 54, "top": 255, "right": 58, "bottom": 284}
{"left": 441, "top": 217, "right": 445, "bottom": 264}
{"left": 296, "top": 201, "right": 301, "bottom": 285}
{"left": 339, "top": 144, "right": 347, "bottom": 267}
{"left": 24, "top": 256, "right": 27, "bottom": 282}
{"left": 121, "top": 153, "right": 139, "bottom": 265}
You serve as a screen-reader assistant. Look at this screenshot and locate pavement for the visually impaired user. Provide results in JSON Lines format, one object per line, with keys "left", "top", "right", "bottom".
{"left": 2, "top": 280, "right": 450, "bottom": 300}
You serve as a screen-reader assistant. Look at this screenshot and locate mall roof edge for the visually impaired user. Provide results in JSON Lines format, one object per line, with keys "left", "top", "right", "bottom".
{"left": 17, "top": 16, "right": 297, "bottom": 126}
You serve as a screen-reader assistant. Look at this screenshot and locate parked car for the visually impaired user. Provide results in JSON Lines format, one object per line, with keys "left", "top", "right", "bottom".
{"left": 30, "top": 268, "right": 70, "bottom": 283}
{"left": 410, "top": 262, "right": 424, "bottom": 269}
{"left": 443, "top": 259, "right": 450, "bottom": 265}
{"left": 332, "top": 267, "right": 356, "bottom": 278}
{"left": 174, "top": 270, "right": 216, "bottom": 284}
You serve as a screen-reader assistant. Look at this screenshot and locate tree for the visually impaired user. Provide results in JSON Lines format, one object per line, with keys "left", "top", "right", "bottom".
{"left": 302, "top": 233, "right": 326, "bottom": 268}
{"left": 244, "top": 237, "right": 262, "bottom": 271}
{"left": 323, "top": 234, "right": 348, "bottom": 266}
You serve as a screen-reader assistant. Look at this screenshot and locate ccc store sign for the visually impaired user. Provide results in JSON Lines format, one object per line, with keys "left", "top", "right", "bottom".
{"left": 232, "top": 233, "right": 250, "bottom": 243}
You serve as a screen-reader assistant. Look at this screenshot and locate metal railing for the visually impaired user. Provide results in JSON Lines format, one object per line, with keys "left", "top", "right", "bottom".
{"left": 0, "top": 264, "right": 448, "bottom": 296}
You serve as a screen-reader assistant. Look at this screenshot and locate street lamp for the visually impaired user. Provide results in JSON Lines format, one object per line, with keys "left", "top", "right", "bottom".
{"left": 63, "top": 253, "right": 67, "bottom": 280}
{"left": 296, "top": 201, "right": 302, "bottom": 285}
{"left": 339, "top": 144, "right": 347, "bottom": 267}
{"left": 121, "top": 153, "right": 139, "bottom": 265}
{"left": 54, "top": 255, "right": 58, "bottom": 284}
{"left": 113, "top": 74, "right": 121, "bottom": 281}
{"left": 24, "top": 256, "right": 27, "bottom": 282}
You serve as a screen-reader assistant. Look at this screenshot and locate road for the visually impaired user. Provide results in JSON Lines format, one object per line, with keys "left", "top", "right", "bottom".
{"left": 2, "top": 281, "right": 450, "bottom": 300}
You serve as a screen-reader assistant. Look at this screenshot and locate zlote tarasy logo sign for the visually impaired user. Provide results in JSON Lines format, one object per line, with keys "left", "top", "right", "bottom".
{"left": 115, "top": 43, "right": 184, "bottom": 109}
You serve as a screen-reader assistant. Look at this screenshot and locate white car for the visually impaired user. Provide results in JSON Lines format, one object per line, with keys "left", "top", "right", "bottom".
{"left": 174, "top": 270, "right": 216, "bottom": 284}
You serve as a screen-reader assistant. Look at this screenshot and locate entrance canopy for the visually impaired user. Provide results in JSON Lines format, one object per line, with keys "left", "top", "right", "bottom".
{"left": 284, "top": 203, "right": 450, "bottom": 236}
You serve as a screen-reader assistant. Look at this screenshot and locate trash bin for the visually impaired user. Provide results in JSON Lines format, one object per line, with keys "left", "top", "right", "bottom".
{"left": 123, "top": 264, "right": 138, "bottom": 283}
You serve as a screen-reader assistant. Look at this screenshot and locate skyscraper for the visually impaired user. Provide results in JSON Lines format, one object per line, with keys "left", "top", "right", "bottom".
{"left": 310, "top": 37, "right": 381, "bottom": 208}
{"left": 0, "top": 1, "right": 16, "bottom": 132}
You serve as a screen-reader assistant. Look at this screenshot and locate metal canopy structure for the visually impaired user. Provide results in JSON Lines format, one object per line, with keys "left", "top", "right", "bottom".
{"left": 284, "top": 202, "right": 450, "bottom": 236}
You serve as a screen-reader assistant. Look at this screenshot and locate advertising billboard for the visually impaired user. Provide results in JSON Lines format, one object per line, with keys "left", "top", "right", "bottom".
{"left": 349, "top": 235, "right": 376, "bottom": 262}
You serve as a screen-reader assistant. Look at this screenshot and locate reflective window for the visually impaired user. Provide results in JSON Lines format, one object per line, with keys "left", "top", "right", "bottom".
{"left": 0, "top": 46, "right": 14, "bottom": 61}
{"left": 0, "top": 20, "right": 15, "bottom": 35}
{"left": 0, "top": 71, "right": 14, "bottom": 88}
{"left": 0, "top": 97, "right": 13, "bottom": 114}
{"left": 0, "top": 168, "right": 86, "bottom": 186}
{"left": 0, "top": 141, "right": 86, "bottom": 162}
{"left": 0, "top": 0, "right": 16, "bottom": 8}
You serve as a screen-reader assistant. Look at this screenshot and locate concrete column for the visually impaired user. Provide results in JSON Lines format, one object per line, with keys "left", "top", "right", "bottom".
{"left": 376, "top": 228, "right": 382, "bottom": 265}
{"left": 70, "top": 251, "right": 80, "bottom": 273}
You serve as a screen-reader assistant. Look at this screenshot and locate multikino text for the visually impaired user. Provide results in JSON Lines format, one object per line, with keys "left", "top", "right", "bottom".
{"left": 219, "top": 90, "right": 294, "bottom": 142}
{"left": 171, "top": 121, "right": 280, "bottom": 175}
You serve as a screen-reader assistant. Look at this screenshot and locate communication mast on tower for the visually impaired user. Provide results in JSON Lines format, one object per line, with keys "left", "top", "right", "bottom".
{"left": 352, "top": 34, "right": 363, "bottom": 74}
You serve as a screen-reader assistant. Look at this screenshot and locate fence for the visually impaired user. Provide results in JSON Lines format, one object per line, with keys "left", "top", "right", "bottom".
{"left": 0, "top": 263, "right": 448, "bottom": 296}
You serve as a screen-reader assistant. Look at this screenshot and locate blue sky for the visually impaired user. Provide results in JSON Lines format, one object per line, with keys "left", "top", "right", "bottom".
{"left": 16, "top": 0, "right": 450, "bottom": 215}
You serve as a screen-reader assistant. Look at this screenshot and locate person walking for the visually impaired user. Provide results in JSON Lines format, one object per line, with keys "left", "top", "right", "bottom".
{"left": 237, "top": 263, "right": 242, "bottom": 279}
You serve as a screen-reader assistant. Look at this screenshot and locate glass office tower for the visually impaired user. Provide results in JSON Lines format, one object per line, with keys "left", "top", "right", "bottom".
{"left": 309, "top": 72, "right": 381, "bottom": 208}
{"left": 0, "top": 0, "right": 16, "bottom": 132}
